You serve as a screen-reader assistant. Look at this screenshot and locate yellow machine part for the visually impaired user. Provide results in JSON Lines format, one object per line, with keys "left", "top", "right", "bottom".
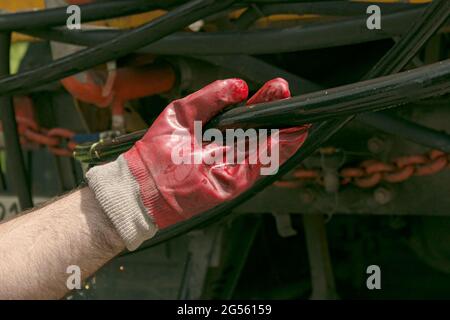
{"left": 0, "top": 0, "right": 45, "bottom": 11}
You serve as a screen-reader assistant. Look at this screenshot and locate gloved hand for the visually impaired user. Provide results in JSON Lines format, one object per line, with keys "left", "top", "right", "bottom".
{"left": 87, "top": 78, "right": 309, "bottom": 250}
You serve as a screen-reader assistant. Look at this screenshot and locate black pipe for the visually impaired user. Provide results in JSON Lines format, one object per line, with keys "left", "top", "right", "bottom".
{"left": 359, "top": 113, "right": 450, "bottom": 153}
{"left": 197, "top": 54, "right": 450, "bottom": 152}
{"left": 206, "top": 59, "right": 450, "bottom": 130}
{"left": 26, "top": 6, "right": 425, "bottom": 56}
{"left": 0, "top": 0, "right": 183, "bottom": 32}
{"left": 235, "top": 1, "right": 423, "bottom": 29}
{"left": 0, "top": 0, "right": 236, "bottom": 97}
{"left": 0, "top": 33, "right": 33, "bottom": 210}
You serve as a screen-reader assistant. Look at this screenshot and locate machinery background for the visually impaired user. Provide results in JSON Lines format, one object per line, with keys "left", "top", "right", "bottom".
{"left": 0, "top": 0, "right": 450, "bottom": 299}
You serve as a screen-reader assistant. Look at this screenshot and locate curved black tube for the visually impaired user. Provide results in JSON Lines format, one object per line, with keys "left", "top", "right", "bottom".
{"left": 0, "top": 0, "right": 183, "bottom": 32}
{"left": 235, "top": 1, "right": 423, "bottom": 29}
{"left": 198, "top": 55, "right": 450, "bottom": 153}
{"left": 0, "top": 33, "right": 33, "bottom": 210}
{"left": 0, "top": 0, "right": 236, "bottom": 97}
{"left": 26, "top": 7, "right": 425, "bottom": 56}
{"left": 206, "top": 59, "right": 450, "bottom": 130}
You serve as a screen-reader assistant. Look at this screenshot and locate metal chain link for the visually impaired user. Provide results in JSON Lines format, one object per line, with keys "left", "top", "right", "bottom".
{"left": 15, "top": 117, "right": 77, "bottom": 157}
{"left": 275, "top": 149, "right": 450, "bottom": 189}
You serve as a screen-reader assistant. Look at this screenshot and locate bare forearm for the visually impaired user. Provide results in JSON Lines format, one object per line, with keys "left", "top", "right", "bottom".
{"left": 0, "top": 187, "right": 125, "bottom": 300}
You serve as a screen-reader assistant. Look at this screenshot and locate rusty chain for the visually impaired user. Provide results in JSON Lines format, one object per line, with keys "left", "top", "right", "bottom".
{"left": 15, "top": 117, "right": 77, "bottom": 157}
{"left": 275, "top": 149, "right": 450, "bottom": 189}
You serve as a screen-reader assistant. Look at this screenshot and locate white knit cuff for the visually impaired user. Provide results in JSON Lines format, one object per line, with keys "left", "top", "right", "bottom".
{"left": 86, "top": 155, "right": 158, "bottom": 251}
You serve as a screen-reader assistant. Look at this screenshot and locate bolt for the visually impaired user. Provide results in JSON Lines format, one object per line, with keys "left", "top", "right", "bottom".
{"left": 367, "top": 136, "right": 385, "bottom": 154}
{"left": 373, "top": 187, "right": 393, "bottom": 205}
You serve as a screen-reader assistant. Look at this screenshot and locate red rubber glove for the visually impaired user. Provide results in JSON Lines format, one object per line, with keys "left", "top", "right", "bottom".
{"left": 87, "top": 78, "right": 309, "bottom": 250}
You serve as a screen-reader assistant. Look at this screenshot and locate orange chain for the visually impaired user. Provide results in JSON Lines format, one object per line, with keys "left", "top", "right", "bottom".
{"left": 15, "top": 117, "right": 77, "bottom": 157}
{"left": 275, "top": 149, "right": 450, "bottom": 189}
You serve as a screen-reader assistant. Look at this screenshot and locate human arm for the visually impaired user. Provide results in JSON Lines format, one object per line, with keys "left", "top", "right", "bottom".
{"left": 0, "top": 78, "right": 309, "bottom": 300}
{"left": 0, "top": 187, "right": 124, "bottom": 299}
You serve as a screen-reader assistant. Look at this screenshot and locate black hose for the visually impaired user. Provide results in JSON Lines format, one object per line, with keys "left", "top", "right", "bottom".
{"left": 0, "top": 33, "right": 33, "bottom": 210}
{"left": 26, "top": 6, "right": 425, "bottom": 56}
{"left": 0, "top": 0, "right": 236, "bottom": 97}
{"left": 206, "top": 59, "right": 450, "bottom": 130}
{"left": 198, "top": 55, "right": 450, "bottom": 153}
{"left": 0, "top": 0, "right": 183, "bottom": 32}
{"left": 235, "top": 1, "right": 423, "bottom": 30}
{"left": 359, "top": 113, "right": 450, "bottom": 153}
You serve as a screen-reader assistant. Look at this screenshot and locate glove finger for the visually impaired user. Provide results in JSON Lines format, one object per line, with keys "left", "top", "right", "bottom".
{"left": 205, "top": 78, "right": 307, "bottom": 191}
{"left": 210, "top": 78, "right": 306, "bottom": 177}
{"left": 246, "top": 77, "right": 291, "bottom": 105}
{"left": 275, "top": 127, "right": 310, "bottom": 165}
{"left": 246, "top": 77, "right": 309, "bottom": 174}
{"left": 171, "top": 78, "right": 248, "bottom": 132}
{"left": 239, "top": 128, "right": 308, "bottom": 176}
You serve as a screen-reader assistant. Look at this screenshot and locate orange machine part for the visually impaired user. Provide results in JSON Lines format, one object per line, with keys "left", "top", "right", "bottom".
{"left": 61, "top": 63, "right": 176, "bottom": 116}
